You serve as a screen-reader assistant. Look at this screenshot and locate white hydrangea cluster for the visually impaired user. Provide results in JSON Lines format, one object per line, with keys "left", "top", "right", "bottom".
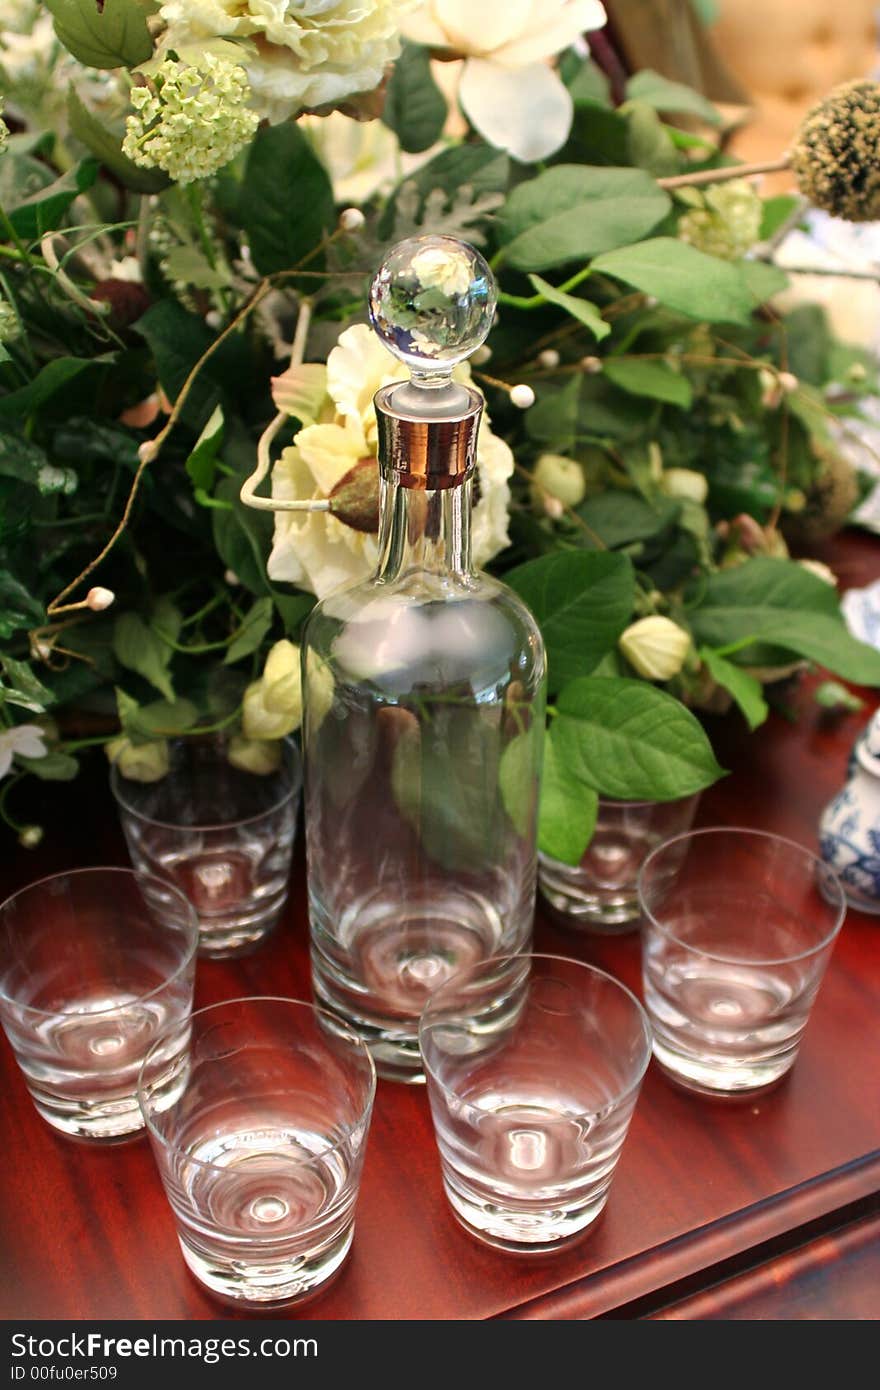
{"left": 123, "top": 54, "right": 259, "bottom": 185}
{"left": 678, "top": 180, "right": 763, "bottom": 261}
{"left": 157, "top": 0, "right": 416, "bottom": 124}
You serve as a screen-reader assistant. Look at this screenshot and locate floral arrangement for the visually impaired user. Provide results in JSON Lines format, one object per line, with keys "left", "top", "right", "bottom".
{"left": 1, "top": 0, "right": 879, "bottom": 858}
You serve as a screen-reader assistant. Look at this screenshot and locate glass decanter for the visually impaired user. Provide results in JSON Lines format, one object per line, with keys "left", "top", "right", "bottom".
{"left": 302, "top": 236, "right": 546, "bottom": 1082}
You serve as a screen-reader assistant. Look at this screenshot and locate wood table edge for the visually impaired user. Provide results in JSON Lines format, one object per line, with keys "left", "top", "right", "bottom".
{"left": 496, "top": 1149, "right": 880, "bottom": 1320}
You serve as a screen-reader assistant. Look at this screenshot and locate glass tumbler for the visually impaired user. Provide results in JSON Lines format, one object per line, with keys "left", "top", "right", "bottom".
{"left": 639, "top": 828, "right": 847, "bottom": 1096}
{"left": 138, "top": 996, "right": 376, "bottom": 1308}
{"left": 419, "top": 954, "right": 651, "bottom": 1252}
{"left": 112, "top": 735, "right": 300, "bottom": 957}
{"left": 0, "top": 868, "right": 197, "bottom": 1140}
{"left": 539, "top": 794, "right": 699, "bottom": 931}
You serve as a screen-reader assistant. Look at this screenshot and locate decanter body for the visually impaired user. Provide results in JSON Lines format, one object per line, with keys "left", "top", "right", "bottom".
{"left": 301, "top": 237, "right": 546, "bottom": 1080}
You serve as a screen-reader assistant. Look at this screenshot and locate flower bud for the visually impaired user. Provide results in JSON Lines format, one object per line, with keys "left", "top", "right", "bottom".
{"left": 661, "top": 468, "right": 708, "bottom": 505}
{"left": 531, "top": 454, "right": 586, "bottom": 509}
{"left": 581, "top": 355, "right": 602, "bottom": 374}
{"left": 510, "top": 383, "right": 535, "bottom": 409}
{"left": 227, "top": 736, "right": 283, "bottom": 776}
{"left": 538, "top": 349, "right": 560, "bottom": 369}
{"left": 305, "top": 651, "right": 335, "bottom": 732}
{"left": 619, "top": 616, "right": 691, "bottom": 682}
{"left": 242, "top": 641, "right": 303, "bottom": 740}
{"left": 799, "top": 558, "right": 837, "bottom": 586}
{"left": 339, "top": 207, "right": 365, "bottom": 232}
{"left": 472, "top": 345, "right": 492, "bottom": 365}
{"left": 261, "top": 640, "right": 302, "bottom": 716}
{"left": 86, "top": 586, "right": 115, "bottom": 612}
{"left": 18, "top": 825, "right": 44, "bottom": 849}
{"left": 106, "top": 735, "right": 170, "bottom": 782}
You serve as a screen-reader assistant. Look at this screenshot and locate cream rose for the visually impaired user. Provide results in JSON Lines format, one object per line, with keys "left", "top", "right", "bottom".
{"left": 267, "top": 323, "right": 514, "bottom": 599}
{"left": 158, "top": 0, "right": 417, "bottom": 123}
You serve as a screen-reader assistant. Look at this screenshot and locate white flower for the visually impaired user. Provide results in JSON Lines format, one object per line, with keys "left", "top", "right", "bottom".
{"left": 411, "top": 244, "right": 472, "bottom": 297}
{"left": 302, "top": 112, "right": 427, "bottom": 205}
{"left": 661, "top": 468, "right": 708, "bottom": 505}
{"left": 619, "top": 616, "right": 691, "bottom": 682}
{"left": 267, "top": 323, "right": 514, "bottom": 599}
{"left": 123, "top": 54, "right": 259, "bottom": 184}
{"left": 404, "top": 0, "right": 607, "bottom": 162}
{"left": 158, "top": 0, "right": 416, "bottom": 124}
{"left": 0, "top": 724, "right": 47, "bottom": 779}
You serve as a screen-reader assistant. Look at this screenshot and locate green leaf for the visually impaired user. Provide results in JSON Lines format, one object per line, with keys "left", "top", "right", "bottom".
{"left": 578, "top": 490, "right": 679, "bottom": 548}
{"left": 382, "top": 42, "right": 447, "bottom": 153}
{"left": 17, "top": 751, "right": 79, "bottom": 781}
{"left": 699, "top": 648, "right": 768, "bottom": 730}
{"left": 624, "top": 103, "right": 679, "bottom": 177}
{"left": 225, "top": 597, "right": 274, "bottom": 665}
{"left": 565, "top": 58, "right": 611, "bottom": 107}
{"left": 162, "top": 245, "right": 230, "bottom": 291}
{"left": 553, "top": 677, "right": 725, "bottom": 800}
{"left": 0, "top": 359, "right": 98, "bottom": 423}
{"left": 687, "top": 558, "right": 880, "bottom": 684}
{"left": 527, "top": 275, "right": 610, "bottom": 341}
{"left": 625, "top": 70, "right": 722, "bottom": 125}
{"left": 760, "top": 195, "right": 799, "bottom": 240}
{"left": 506, "top": 551, "right": 635, "bottom": 693}
{"left": 125, "top": 697, "right": 199, "bottom": 739}
{"left": 603, "top": 357, "right": 692, "bottom": 407}
{"left": 499, "top": 166, "right": 671, "bottom": 272}
{"left": 240, "top": 124, "right": 335, "bottom": 277}
{"left": 46, "top": 0, "right": 153, "bottom": 69}
{"left": 0, "top": 571, "right": 45, "bottom": 637}
{"left": 113, "top": 613, "right": 175, "bottom": 701}
{"left": 1, "top": 657, "right": 54, "bottom": 714}
{"left": 136, "top": 302, "right": 219, "bottom": 430}
{"left": 739, "top": 259, "right": 789, "bottom": 303}
{"left": 7, "top": 158, "right": 99, "bottom": 239}
{"left": 67, "top": 88, "right": 168, "bottom": 194}
{"left": 499, "top": 726, "right": 542, "bottom": 840}
{"left": 211, "top": 472, "right": 313, "bottom": 634}
{"left": 592, "top": 238, "right": 755, "bottom": 325}
{"left": 538, "top": 726, "right": 598, "bottom": 865}
{"left": 185, "top": 405, "right": 225, "bottom": 492}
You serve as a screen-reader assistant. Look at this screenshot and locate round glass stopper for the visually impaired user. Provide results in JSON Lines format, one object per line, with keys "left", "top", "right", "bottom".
{"left": 369, "top": 235, "right": 496, "bottom": 387}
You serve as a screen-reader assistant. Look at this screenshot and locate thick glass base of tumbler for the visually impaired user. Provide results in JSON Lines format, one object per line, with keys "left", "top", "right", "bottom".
{"left": 442, "top": 1174, "right": 607, "bottom": 1253}
{"left": 178, "top": 1225, "right": 353, "bottom": 1308}
{"left": 652, "top": 1036, "right": 798, "bottom": 1098}
{"left": 197, "top": 907, "right": 282, "bottom": 960}
{"left": 29, "top": 1086, "right": 144, "bottom": 1141}
{"left": 310, "top": 883, "right": 515, "bottom": 1083}
{"left": 540, "top": 883, "right": 639, "bottom": 933}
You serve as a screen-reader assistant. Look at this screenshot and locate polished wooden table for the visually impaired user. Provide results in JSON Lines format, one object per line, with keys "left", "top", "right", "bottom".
{"left": 2, "top": 533, "right": 878, "bottom": 1322}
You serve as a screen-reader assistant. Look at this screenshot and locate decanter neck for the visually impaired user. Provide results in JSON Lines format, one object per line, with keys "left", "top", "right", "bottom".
{"left": 375, "top": 471, "right": 473, "bottom": 581}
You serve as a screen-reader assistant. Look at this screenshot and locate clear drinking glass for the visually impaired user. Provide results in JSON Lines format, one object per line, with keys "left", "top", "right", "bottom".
{"left": 0, "top": 867, "right": 197, "bottom": 1141}
{"left": 539, "top": 794, "right": 699, "bottom": 931}
{"left": 639, "top": 828, "right": 847, "bottom": 1097}
{"left": 419, "top": 954, "right": 651, "bottom": 1252}
{"left": 138, "top": 996, "right": 376, "bottom": 1308}
{"left": 112, "top": 735, "right": 300, "bottom": 958}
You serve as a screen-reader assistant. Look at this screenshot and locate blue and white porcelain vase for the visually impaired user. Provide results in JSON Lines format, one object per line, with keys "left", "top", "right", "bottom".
{"left": 819, "top": 710, "right": 880, "bottom": 915}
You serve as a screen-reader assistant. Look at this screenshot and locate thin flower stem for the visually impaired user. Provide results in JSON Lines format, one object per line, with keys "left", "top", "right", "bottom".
{"left": 657, "top": 156, "right": 792, "bottom": 189}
